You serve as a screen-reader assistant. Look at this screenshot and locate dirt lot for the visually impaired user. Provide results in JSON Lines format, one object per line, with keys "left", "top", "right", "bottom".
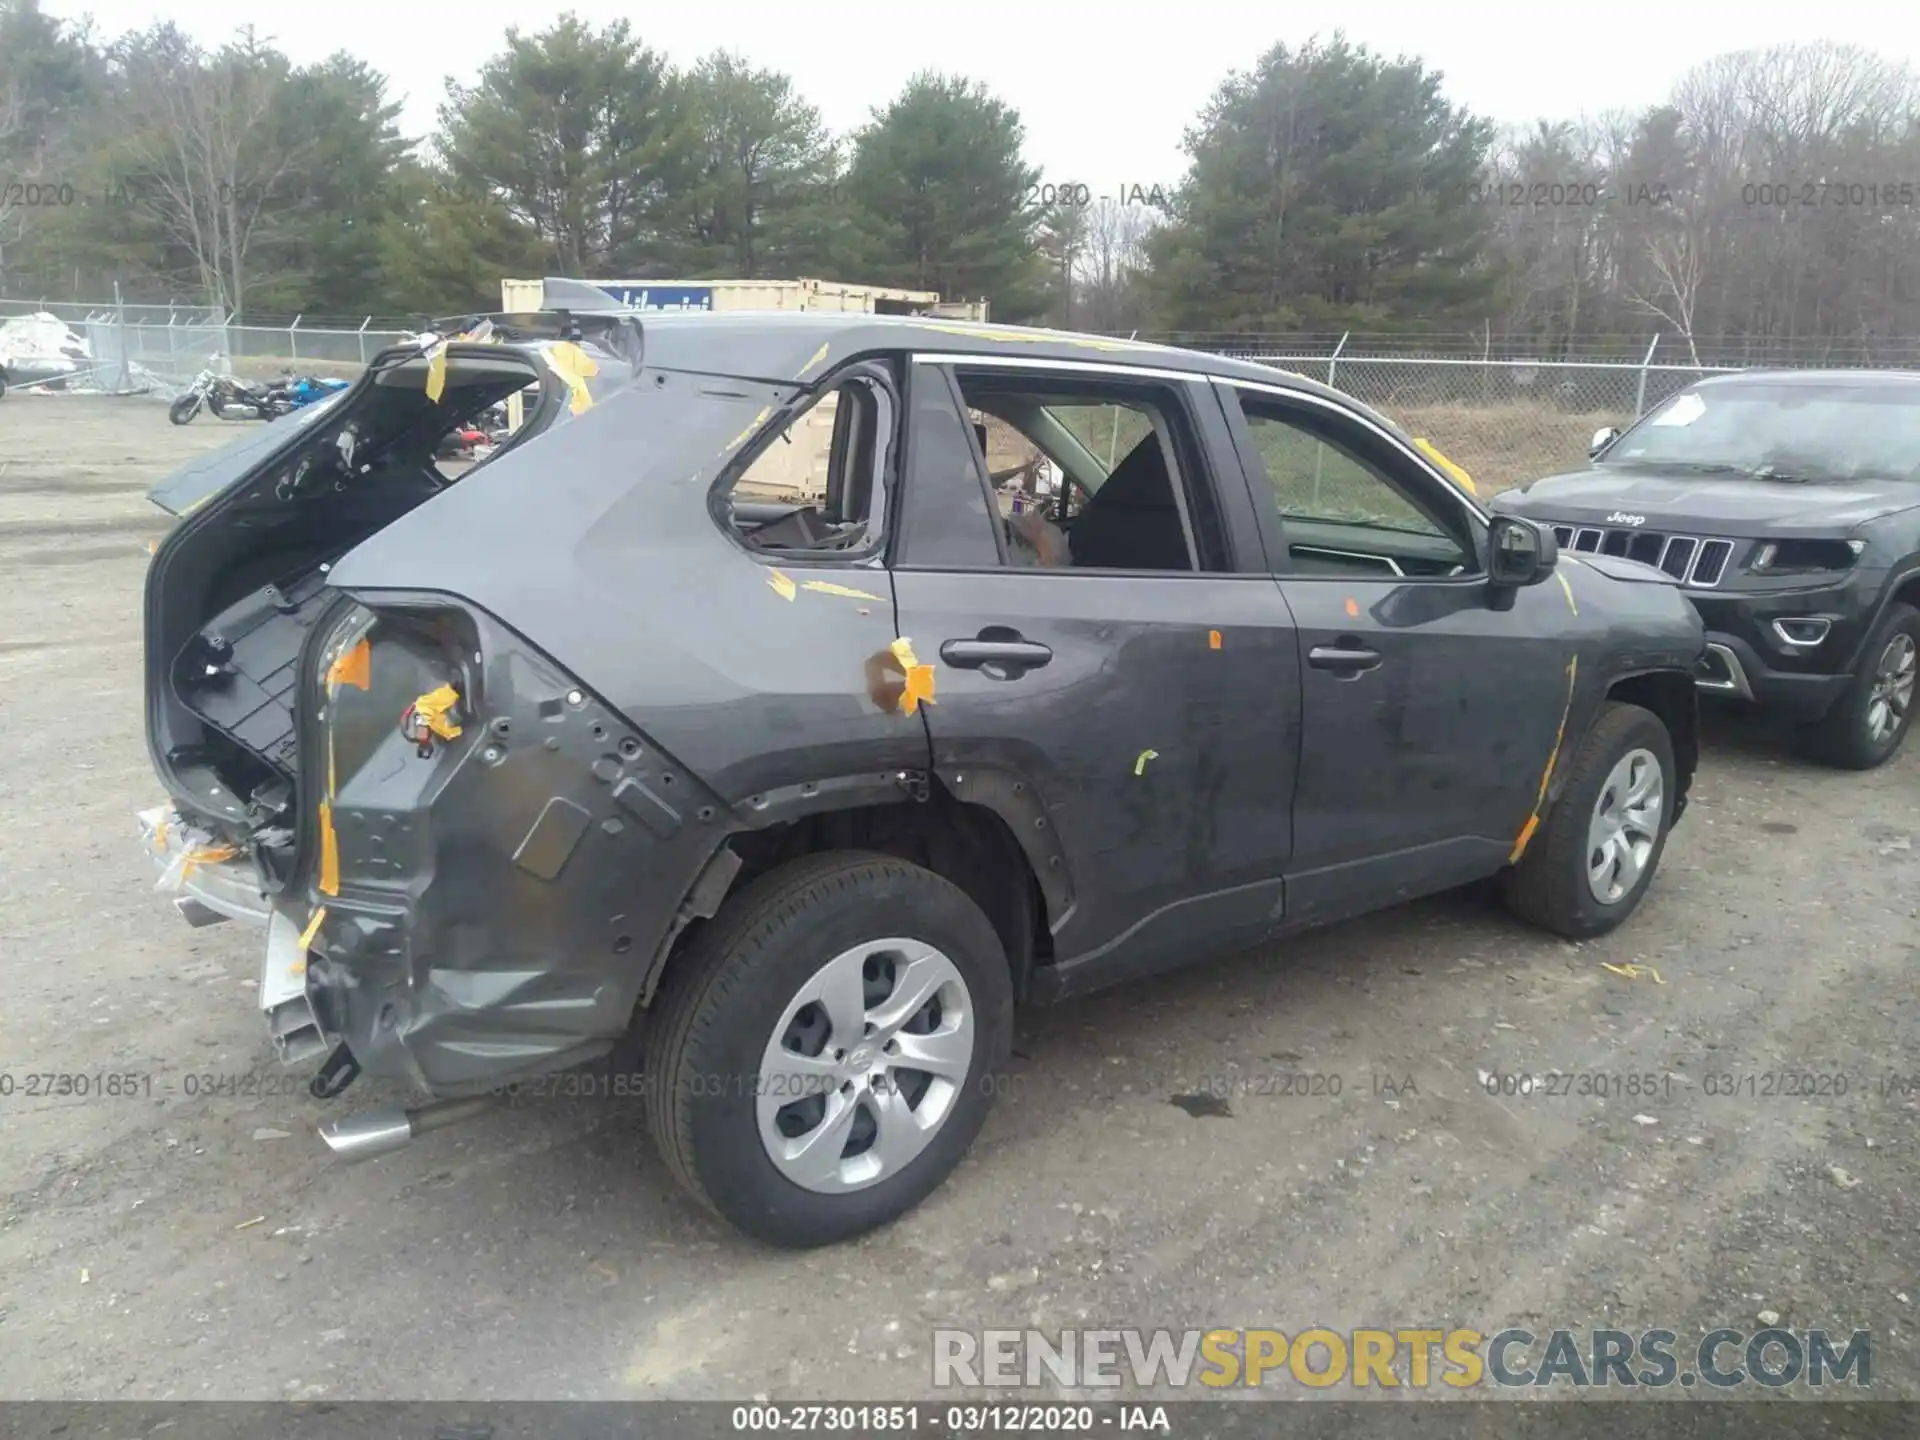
{"left": 2, "top": 396, "right": 1917, "bottom": 1405}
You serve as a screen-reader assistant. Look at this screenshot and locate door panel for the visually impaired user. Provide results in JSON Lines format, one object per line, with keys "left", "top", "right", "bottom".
{"left": 1216, "top": 378, "right": 1587, "bottom": 925}
{"left": 891, "top": 358, "right": 1303, "bottom": 992}
{"left": 1278, "top": 577, "right": 1579, "bottom": 924}
{"left": 892, "top": 569, "right": 1302, "bottom": 981}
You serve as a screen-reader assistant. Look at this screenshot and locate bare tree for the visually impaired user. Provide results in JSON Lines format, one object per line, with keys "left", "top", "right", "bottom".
{"left": 0, "top": 78, "right": 23, "bottom": 262}
{"left": 1629, "top": 225, "right": 1709, "bottom": 365}
{"left": 1075, "top": 198, "right": 1157, "bottom": 333}
{"left": 110, "top": 27, "right": 306, "bottom": 317}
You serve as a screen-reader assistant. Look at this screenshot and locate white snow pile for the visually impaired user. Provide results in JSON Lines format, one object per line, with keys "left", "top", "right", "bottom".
{"left": 0, "top": 310, "right": 91, "bottom": 380}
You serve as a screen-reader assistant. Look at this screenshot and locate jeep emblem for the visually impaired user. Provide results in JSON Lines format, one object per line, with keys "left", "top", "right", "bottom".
{"left": 1606, "top": 512, "right": 1647, "bottom": 526}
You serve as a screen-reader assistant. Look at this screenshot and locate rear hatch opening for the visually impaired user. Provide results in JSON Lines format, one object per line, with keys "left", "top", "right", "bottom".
{"left": 143, "top": 344, "right": 553, "bottom": 885}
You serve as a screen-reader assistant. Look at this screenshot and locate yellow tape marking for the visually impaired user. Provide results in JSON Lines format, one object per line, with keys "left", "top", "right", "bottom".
{"left": 1555, "top": 570, "right": 1578, "bottom": 615}
{"left": 1602, "top": 961, "right": 1667, "bottom": 985}
{"left": 424, "top": 347, "right": 448, "bottom": 403}
{"left": 1134, "top": 748, "right": 1160, "bottom": 776}
{"left": 316, "top": 801, "right": 340, "bottom": 896}
{"left": 796, "top": 342, "right": 831, "bottom": 378}
{"left": 179, "top": 842, "right": 240, "bottom": 883}
{"left": 1413, "top": 438, "right": 1478, "bottom": 495}
{"left": 915, "top": 323, "right": 1145, "bottom": 352}
{"left": 546, "top": 341, "right": 600, "bottom": 415}
{"left": 1509, "top": 653, "right": 1579, "bottom": 864}
{"left": 723, "top": 406, "right": 773, "bottom": 455}
{"left": 890, "top": 637, "right": 936, "bottom": 715}
{"left": 410, "top": 684, "right": 464, "bottom": 741}
{"left": 800, "top": 580, "right": 884, "bottom": 602}
{"left": 326, "top": 637, "right": 371, "bottom": 691}
{"left": 297, "top": 905, "right": 328, "bottom": 950}
{"left": 767, "top": 569, "right": 798, "bottom": 601}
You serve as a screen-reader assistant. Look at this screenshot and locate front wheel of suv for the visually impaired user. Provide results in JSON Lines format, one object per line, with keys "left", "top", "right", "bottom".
{"left": 1502, "top": 700, "right": 1676, "bottom": 940}
{"left": 644, "top": 851, "right": 1014, "bottom": 1248}
{"left": 1799, "top": 602, "right": 1919, "bottom": 770}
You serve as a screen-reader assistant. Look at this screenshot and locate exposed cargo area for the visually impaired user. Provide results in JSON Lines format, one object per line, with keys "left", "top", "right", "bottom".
{"left": 145, "top": 345, "right": 549, "bottom": 852}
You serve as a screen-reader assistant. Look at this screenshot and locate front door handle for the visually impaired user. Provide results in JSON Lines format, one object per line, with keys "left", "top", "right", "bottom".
{"left": 940, "top": 635, "right": 1053, "bottom": 676}
{"left": 1308, "top": 643, "right": 1383, "bottom": 676}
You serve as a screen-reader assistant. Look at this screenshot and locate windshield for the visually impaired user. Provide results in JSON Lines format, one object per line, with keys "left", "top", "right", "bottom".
{"left": 1605, "top": 383, "right": 1920, "bottom": 483}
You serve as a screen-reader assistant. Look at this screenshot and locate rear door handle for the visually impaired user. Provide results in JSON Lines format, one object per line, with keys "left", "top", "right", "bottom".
{"left": 1308, "top": 643, "right": 1383, "bottom": 675}
{"left": 940, "top": 636, "right": 1053, "bottom": 675}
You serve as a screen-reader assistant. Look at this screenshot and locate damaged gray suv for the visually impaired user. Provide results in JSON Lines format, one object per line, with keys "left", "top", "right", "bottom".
{"left": 139, "top": 290, "right": 1705, "bottom": 1247}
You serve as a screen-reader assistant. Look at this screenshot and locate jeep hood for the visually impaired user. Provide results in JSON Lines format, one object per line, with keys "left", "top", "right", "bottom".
{"left": 1561, "top": 551, "right": 1683, "bottom": 586}
{"left": 1498, "top": 464, "right": 1920, "bottom": 537}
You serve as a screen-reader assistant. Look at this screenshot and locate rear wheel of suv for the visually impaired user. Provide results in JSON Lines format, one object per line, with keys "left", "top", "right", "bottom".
{"left": 644, "top": 851, "right": 1013, "bottom": 1248}
{"left": 1502, "top": 701, "right": 1676, "bottom": 940}
{"left": 1799, "top": 602, "right": 1919, "bottom": 770}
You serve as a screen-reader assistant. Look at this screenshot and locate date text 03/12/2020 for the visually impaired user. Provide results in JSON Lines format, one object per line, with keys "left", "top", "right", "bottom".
{"left": 729, "top": 1404, "right": 1173, "bottom": 1433}
{"left": 0, "top": 1069, "right": 317, "bottom": 1101}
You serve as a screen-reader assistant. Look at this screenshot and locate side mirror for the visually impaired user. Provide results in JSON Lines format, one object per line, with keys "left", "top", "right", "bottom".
{"left": 1589, "top": 426, "right": 1621, "bottom": 459}
{"left": 1489, "top": 514, "right": 1558, "bottom": 595}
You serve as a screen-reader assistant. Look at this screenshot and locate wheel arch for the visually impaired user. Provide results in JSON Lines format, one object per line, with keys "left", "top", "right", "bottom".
{"left": 1887, "top": 567, "right": 1920, "bottom": 618}
{"left": 1845, "top": 562, "right": 1920, "bottom": 671}
{"left": 643, "top": 783, "right": 1053, "bottom": 1015}
{"left": 1600, "top": 668, "right": 1698, "bottom": 818}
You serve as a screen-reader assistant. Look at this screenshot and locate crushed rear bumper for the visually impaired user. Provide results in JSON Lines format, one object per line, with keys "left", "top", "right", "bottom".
{"left": 137, "top": 804, "right": 329, "bottom": 1068}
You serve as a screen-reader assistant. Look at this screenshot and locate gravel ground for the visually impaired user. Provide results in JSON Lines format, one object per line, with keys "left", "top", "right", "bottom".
{"left": 1, "top": 396, "right": 1916, "bottom": 1407}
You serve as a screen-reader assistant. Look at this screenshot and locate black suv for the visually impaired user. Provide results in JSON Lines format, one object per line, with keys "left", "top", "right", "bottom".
{"left": 1498, "top": 370, "right": 1920, "bottom": 768}
{"left": 138, "top": 300, "right": 1704, "bottom": 1247}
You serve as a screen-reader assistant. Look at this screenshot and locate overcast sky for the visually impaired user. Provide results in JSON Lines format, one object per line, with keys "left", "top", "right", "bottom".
{"left": 40, "top": 0, "right": 1920, "bottom": 186}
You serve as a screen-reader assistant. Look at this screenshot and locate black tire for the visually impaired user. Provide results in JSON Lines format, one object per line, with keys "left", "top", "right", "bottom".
{"left": 0, "top": 368, "right": 9, "bottom": 399}
{"left": 644, "top": 851, "right": 1013, "bottom": 1248}
{"left": 1798, "top": 602, "right": 1920, "bottom": 770}
{"left": 167, "top": 393, "right": 199, "bottom": 425}
{"left": 1502, "top": 701, "right": 1677, "bottom": 940}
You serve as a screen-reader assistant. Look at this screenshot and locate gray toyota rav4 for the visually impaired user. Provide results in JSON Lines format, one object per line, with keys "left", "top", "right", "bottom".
{"left": 138, "top": 294, "right": 1705, "bottom": 1246}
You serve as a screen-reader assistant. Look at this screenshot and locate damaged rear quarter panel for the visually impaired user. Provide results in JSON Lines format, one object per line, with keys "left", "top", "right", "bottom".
{"left": 316, "top": 369, "right": 928, "bottom": 1090}
{"left": 307, "top": 597, "right": 750, "bottom": 1093}
{"left": 328, "top": 369, "right": 926, "bottom": 800}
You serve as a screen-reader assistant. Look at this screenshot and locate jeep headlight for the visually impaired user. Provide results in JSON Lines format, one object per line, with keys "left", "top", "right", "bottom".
{"left": 1747, "top": 538, "right": 1865, "bottom": 574}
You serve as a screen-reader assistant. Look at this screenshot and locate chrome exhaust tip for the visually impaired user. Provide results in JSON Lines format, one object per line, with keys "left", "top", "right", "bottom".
{"left": 317, "top": 1108, "right": 414, "bottom": 1162}
{"left": 317, "top": 1095, "right": 499, "bottom": 1163}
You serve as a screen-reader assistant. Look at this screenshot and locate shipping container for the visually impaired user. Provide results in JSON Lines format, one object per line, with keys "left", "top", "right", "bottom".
{"left": 499, "top": 275, "right": 988, "bottom": 321}
{"left": 496, "top": 277, "right": 989, "bottom": 474}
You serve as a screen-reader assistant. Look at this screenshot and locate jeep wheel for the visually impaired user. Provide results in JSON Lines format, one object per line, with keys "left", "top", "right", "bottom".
{"left": 1502, "top": 701, "right": 1675, "bottom": 940}
{"left": 644, "top": 851, "right": 1013, "bottom": 1248}
{"left": 1799, "top": 602, "right": 1919, "bottom": 770}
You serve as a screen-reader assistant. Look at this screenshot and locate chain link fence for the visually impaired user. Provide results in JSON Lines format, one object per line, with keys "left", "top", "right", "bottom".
{"left": 2, "top": 294, "right": 1901, "bottom": 484}
{"left": 1, "top": 296, "right": 415, "bottom": 396}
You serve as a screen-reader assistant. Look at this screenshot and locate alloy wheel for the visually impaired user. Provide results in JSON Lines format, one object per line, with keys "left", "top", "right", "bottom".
{"left": 1866, "top": 632, "right": 1917, "bottom": 746}
{"left": 1586, "top": 748, "right": 1664, "bottom": 905}
{"left": 756, "top": 939, "right": 974, "bottom": 1195}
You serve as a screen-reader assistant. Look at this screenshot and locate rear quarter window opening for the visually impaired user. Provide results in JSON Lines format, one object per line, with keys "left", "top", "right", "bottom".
{"left": 718, "top": 366, "right": 898, "bottom": 558}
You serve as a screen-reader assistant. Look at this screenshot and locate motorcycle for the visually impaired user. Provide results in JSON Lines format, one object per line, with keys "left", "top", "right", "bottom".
{"left": 288, "top": 376, "right": 351, "bottom": 407}
{"left": 253, "top": 373, "right": 351, "bottom": 420}
{"left": 168, "top": 367, "right": 274, "bottom": 425}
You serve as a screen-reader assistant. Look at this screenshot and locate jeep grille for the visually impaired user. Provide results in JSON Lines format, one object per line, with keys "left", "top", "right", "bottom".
{"left": 1550, "top": 525, "right": 1734, "bottom": 587}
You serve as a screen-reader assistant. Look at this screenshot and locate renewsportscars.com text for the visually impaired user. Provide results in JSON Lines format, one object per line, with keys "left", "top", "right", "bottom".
{"left": 932, "top": 1326, "right": 1872, "bottom": 1390}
